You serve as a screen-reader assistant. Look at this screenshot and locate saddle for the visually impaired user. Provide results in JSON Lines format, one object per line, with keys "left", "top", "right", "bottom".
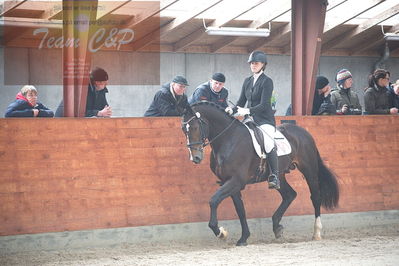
{"left": 243, "top": 117, "right": 268, "bottom": 181}
{"left": 242, "top": 116, "right": 292, "bottom": 183}
{"left": 243, "top": 116, "right": 267, "bottom": 157}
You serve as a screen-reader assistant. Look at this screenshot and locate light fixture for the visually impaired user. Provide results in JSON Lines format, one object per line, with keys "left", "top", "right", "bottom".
{"left": 381, "top": 25, "right": 399, "bottom": 41}
{"left": 203, "top": 18, "right": 270, "bottom": 37}
{"left": 205, "top": 27, "right": 270, "bottom": 37}
{"left": 384, "top": 33, "right": 399, "bottom": 41}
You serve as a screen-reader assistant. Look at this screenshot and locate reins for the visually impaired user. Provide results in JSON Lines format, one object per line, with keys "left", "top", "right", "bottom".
{"left": 183, "top": 112, "right": 237, "bottom": 149}
{"left": 203, "top": 118, "right": 236, "bottom": 147}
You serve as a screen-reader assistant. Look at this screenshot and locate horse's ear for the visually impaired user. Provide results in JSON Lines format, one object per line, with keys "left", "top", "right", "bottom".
{"left": 183, "top": 103, "right": 195, "bottom": 116}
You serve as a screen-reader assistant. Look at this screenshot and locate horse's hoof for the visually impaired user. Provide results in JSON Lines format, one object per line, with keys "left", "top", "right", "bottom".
{"left": 236, "top": 241, "right": 248, "bottom": 246}
{"left": 313, "top": 235, "right": 322, "bottom": 241}
{"left": 274, "top": 225, "right": 284, "bottom": 239}
{"left": 217, "top": 226, "right": 228, "bottom": 240}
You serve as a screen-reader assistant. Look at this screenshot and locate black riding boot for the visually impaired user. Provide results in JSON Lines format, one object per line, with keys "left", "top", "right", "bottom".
{"left": 267, "top": 147, "right": 280, "bottom": 189}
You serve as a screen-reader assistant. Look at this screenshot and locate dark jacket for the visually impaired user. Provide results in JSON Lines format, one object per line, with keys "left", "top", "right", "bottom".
{"left": 5, "top": 93, "right": 53, "bottom": 117}
{"left": 144, "top": 83, "right": 189, "bottom": 117}
{"left": 236, "top": 73, "right": 275, "bottom": 126}
{"left": 388, "top": 86, "right": 399, "bottom": 109}
{"left": 86, "top": 83, "right": 109, "bottom": 117}
{"left": 331, "top": 87, "right": 362, "bottom": 113}
{"left": 364, "top": 85, "right": 392, "bottom": 114}
{"left": 312, "top": 93, "right": 335, "bottom": 115}
{"left": 189, "top": 82, "right": 228, "bottom": 108}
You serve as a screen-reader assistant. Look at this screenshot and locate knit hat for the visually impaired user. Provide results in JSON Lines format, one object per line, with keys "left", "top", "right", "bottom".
{"left": 90, "top": 67, "right": 108, "bottom": 82}
{"left": 211, "top": 72, "right": 225, "bottom": 83}
{"left": 172, "top": 75, "right": 189, "bottom": 86}
{"left": 336, "top": 69, "right": 352, "bottom": 85}
{"left": 315, "top": 76, "right": 329, "bottom": 90}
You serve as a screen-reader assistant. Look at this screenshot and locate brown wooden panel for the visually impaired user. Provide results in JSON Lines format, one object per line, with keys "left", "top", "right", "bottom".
{"left": 0, "top": 116, "right": 398, "bottom": 236}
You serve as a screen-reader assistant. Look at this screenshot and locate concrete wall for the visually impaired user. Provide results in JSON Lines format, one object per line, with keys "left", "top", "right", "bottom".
{"left": 1, "top": 210, "right": 398, "bottom": 253}
{"left": 2, "top": 47, "right": 399, "bottom": 116}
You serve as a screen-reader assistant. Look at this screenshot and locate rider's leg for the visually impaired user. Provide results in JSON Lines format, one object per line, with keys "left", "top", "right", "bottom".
{"left": 259, "top": 124, "right": 280, "bottom": 190}
{"left": 266, "top": 146, "right": 280, "bottom": 189}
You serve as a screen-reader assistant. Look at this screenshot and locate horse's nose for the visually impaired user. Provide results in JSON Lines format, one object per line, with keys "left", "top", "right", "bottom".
{"left": 192, "top": 155, "right": 202, "bottom": 164}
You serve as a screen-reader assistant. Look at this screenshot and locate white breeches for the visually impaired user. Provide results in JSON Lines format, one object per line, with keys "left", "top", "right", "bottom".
{"left": 259, "top": 124, "right": 276, "bottom": 153}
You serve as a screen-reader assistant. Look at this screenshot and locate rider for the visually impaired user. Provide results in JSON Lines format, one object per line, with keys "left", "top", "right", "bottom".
{"left": 229, "top": 50, "right": 280, "bottom": 190}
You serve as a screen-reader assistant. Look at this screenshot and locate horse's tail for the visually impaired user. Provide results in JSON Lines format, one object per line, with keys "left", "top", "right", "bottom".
{"left": 317, "top": 151, "right": 339, "bottom": 209}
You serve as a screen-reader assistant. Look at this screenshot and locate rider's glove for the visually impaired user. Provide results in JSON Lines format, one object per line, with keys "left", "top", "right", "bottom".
{"left": 225, "top": 106, "right": 233, "bottom": 115}
{"left": 236, "top": 107, "right": 250, "bottom": 116}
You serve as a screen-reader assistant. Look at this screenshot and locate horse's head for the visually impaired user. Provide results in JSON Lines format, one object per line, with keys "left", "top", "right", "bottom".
{"left": 181, "top": 106, "right": 209, "bottom": 164}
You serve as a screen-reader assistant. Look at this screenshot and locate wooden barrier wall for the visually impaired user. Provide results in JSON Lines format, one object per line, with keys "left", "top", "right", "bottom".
{"left": 0, "top": 116, "right": 398, "bottom": 236}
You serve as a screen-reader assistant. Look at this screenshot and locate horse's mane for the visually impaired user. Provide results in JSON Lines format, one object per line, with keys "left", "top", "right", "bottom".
{"left": 190, "top": 101, "right": 236, "bottom": 122}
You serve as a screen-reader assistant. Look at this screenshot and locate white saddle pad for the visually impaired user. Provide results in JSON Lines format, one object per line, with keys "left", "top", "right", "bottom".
{"left": 245, "top": 125, "right": 292, "bottom": 157}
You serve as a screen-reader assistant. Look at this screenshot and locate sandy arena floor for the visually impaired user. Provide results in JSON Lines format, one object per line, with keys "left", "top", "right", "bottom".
{"left": 1, "top": 223, "right": 398, "bottom": 266}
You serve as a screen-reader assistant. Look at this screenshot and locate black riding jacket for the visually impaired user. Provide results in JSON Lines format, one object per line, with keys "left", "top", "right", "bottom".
{"left": 236, "top": 73, "right": 275, "bottom": 126}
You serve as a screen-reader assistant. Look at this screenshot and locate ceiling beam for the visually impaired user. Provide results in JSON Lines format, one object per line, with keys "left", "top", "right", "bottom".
{"left": 96, "top": 0, "right": 132, "bottom": 20}
{"left": 173, "top": 0, "right": 267, "bottom": 52}
{"left": 251, "top": 0, "right": 385, "bottom": 53}
{"left": 0, "top": 17, "right": 62, "bottom": 29}
{"left": 210, "top": 0, "right": 291, "bottom": 53}
{"left": 0, "top": 0, "right": 27, "bottom": 17}
{"left": 129, "top": 0, "right": 223, "bottom": 51}
{"left": 351, "top": 23, "right": 399, "bottom": 55}
{"left": 322, "top": 2, "right": 399, "bottom": 52}
{"left": 249, "top": 22, "right": 291, "bottom": 52}
{"left": 323, "top": 0, "right": 385, "bottom": 33}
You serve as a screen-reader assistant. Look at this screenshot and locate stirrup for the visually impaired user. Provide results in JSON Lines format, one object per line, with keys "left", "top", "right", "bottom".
{"left": 268, "top": 174, "right": 280, "bottom": 190}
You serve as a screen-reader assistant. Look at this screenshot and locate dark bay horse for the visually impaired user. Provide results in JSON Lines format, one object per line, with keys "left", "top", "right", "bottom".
{"left": 181, "top": 101, "right": 339, "bottom": 246}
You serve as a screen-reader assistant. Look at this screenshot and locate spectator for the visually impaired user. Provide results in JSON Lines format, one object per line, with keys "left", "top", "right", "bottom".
{"left": 54, "top": 100, "right": 64, "bottom": 117}
{"left": 388, "top": 79, "right": 399, "bottom": 109}
{"left": 364, "top": 69, "right": 398, "bottom": 115}
{"left": 285, "top": 104, "right": 292, "bottom": 116}
{"left": 144, "top": 75, "right": 190, "bottom": 117}
{"left": 312, "top": 76, "right": 335, "bottom": 115}
{"left": 86, "top": 67, "right": 112, "bottom": 117}
{"left": 230, "top": 50, "right": 279, "bottom": 190}
{"left": 53, "top": 67, "right": 111, "bottom": 117}
{"left": 331, "top": 69, "right": 362, "bottom": 115}
{"left": 189, "top": 72, "right": 228, "bottom": 108}
{"left": 5, "top": 85, "right": 54, "bottom": 117}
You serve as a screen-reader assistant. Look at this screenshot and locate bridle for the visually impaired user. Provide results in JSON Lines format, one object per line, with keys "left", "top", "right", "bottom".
{"left": 182, "top": 113, "right": 208, "bottom": 151}
{"left": 182, "top": 112, "right": 236, "bottom": 151}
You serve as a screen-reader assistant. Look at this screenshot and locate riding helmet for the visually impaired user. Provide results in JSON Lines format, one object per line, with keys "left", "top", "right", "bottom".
{"left": 247, "top": 50, "right": 267, "bottom": 64}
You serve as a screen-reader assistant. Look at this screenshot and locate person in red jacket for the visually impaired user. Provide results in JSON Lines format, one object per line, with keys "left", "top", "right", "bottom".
{"left": 5, "top": 85, "right": 54, "bottom": 117}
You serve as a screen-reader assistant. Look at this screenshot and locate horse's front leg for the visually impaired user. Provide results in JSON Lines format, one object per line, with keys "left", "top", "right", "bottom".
{"left": 272, "top": 175, "right": 297, "bottom": 239}
{"left": 208, "top": 179, "right": 241, "bottom": 239}
{"left": 231, "top": 191, "right": 250, "bottom": 246}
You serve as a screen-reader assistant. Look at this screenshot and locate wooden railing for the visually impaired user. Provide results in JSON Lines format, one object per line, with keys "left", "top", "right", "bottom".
{"left": 0, "top": 115, "right": 398, "bottom": 236}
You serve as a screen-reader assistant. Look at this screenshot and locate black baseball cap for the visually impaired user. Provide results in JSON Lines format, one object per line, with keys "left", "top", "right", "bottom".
{"left": 172, "top": 75, "right": 189, "bottom": 86}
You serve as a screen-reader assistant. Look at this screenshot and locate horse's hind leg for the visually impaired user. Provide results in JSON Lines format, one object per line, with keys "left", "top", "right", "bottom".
{"left": 231, "top": 192, "right": 250, "bottom": 246}
{"left": 272, "top": 175, "right": 297, "bottom": 239}
{"left": 297, "top": 166, "right": 322, "bottom": 240}
{"left": 209, "top": 178, "right": 241, "bottom": 240}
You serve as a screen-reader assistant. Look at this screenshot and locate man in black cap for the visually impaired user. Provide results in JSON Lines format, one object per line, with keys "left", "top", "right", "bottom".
{"left": 54, "top": 67, "right": 111, "bottom": 117}
{"left": 86, "top": 67, "right": 112, "bottom": 117}
{"left": 312, "top": 76, "right": 336, "bottom": 115}
{"left": 144, "top": 75, "right": 190, "bottom": 117}
{"left": 189, "top": 72, "right": 229, "bottom": 108}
